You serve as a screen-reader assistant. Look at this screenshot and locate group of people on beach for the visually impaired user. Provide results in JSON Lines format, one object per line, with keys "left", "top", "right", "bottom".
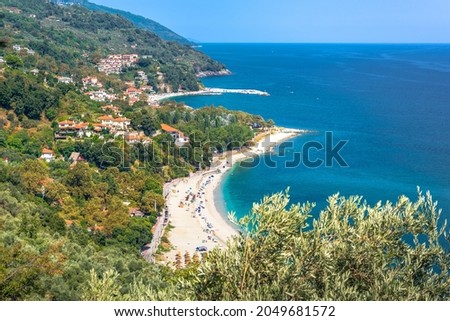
{"left": 180, "top": 174, "right": 219, "bottom": 249}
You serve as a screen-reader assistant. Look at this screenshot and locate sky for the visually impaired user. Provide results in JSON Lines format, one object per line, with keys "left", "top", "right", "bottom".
{"left": 91, "top": 0, "right": 450, "bottom": 43}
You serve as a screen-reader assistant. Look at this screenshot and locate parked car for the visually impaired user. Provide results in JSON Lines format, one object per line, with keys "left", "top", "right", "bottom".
{"left": 195, "top": 246, "right": 208, "bottom": 252}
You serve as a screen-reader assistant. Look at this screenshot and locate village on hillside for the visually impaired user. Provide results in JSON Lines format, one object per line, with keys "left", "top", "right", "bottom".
{"left": 45, "top": 52, "right": 193, "bottom": 158}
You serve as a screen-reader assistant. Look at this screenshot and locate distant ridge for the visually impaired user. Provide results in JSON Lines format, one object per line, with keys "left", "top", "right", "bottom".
{"left": 83, "top": 1, "right": 195, "bottom": 46}
{"left": 50, "top": 0, "right": 195, "bottom": 45}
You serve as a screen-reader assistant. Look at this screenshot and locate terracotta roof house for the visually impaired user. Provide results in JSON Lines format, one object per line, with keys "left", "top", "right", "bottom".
{"left": 125, "top": 131, "right": 147, "bottom": 144}
{"left": 58, "top": 120, "right": 76, "bottom": 129}
{"left": 40, "top": 148, "right": 55, "bottom": 162}
{"left": 125, "top": 87, "right": 143, "bottom": 99}
{"left": 128, "top": 97, "right": 140, "bottom": 105}
{"left": 68, "top": 152, "right": 86, "bottom": 166}
{"left": 93, "top": 123, "right": 107, "bottom": 132}
{"left": 113, "top": 117, "right": 131, "bottom": 128}
{"left": 101, "top": 105, "right": 121, "bottom": 115}
{"left": 161, "top": 124, "right": 190, "bottom": 146}
{"left": 98, "top": 115, "right": 115, "bottom": 127}
{"left": 74, "top": 122, "right": 89, "bottom": 130}
{"left": 129, "top": 208, "right": 145, "bottom": 217}
{"left": 56, "top": 76, "right": 73, "bottom": 84}
{"left": 82, "top": 76, "right": 101, "bottom": 88}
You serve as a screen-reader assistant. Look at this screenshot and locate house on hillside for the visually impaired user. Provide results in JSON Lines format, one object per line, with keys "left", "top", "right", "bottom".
{"left": 161, "top": 124, "right": 190, "bottom": 146}
{"left": 125, "top": 131, "right": 149, "bottom": 144}
{"left": 122, "top": 54, "right": 139, "bottom": 64}
{"left": 135, "top": 70, "right": 148, "bottom": 83}
{"left": 98, "top": 115, "right": 115, "bottom": 127}
{"left": 68, "top": 152, "right": 86, "bottom": 167}
{"left": 129, "top": 208, "right": 145, "bottom": 217}
{"left": 86, "top": 90, "right": 116, "bottom": 102}
{"left": 57, "top": 121, "right": 90, "bottom": 138}
{"left": 74, "top": 122, "right": 90, "bottom": 138}
{"left": 97, "top": 54, "right": 139, "bottom": 75}
{"left": 58, "top": 120, "right": 76, "bottom": 130}
{"left": 101, "top": 105, "right": 121, "bottom": 116}
{"left": 13, "top": 44, "right": 35, "bottom": 55}
{"left": 128, "top": 97, "right": 140, "bottom": 106}
{"left": 6, "top": 7, "right": 22, "bottom": 14}
{"left": 93, "top": 123, "right": 107, "bottom": 133}
{"left": 97, "top": 116, "right": 130, "bottom": 131}
{"left": 40, "top": 148, "right": 55, "bottom": 162}
{"left": 125, "top": 87, "right": 143, "bottom": 99}
{"left": 82, "top": 76, "right": 102, "bottom": 89}
{"left": 112, "top": 117, "right": 131, "bottom": 130}
{"left": 56, "top": 76, "right": 74, "bottom": 84}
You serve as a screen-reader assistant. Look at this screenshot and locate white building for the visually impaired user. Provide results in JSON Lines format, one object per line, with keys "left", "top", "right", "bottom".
{"left": 40, "top": 148, "right": 55, "bottom": 162}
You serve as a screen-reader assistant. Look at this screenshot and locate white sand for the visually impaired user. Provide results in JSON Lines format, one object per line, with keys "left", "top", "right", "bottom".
{"left": 163, "top": 127, "right": 307, "bottom": 263}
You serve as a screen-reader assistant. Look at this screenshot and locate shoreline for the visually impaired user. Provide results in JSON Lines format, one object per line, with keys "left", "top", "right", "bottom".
{"left": 148, "top": 87, "right": 270, "bottom": 105}
{"left": 162, "top": 127, "right": 308, "bottom": 264}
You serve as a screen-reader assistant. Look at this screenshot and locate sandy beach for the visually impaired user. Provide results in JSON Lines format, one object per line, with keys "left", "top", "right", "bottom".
{"left": 163, "top": 127, "right": 307, "bottom": 264}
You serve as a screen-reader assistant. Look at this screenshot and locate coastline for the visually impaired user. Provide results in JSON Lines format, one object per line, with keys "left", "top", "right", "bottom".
{"left": 148, "top": 87, "right": 270, "bottom": 105}
{"left": 162, "top": 127, "right": 308, "bottom": 264}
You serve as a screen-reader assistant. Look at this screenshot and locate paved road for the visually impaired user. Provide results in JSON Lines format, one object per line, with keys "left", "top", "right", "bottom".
{"left": 141, "top": 180, "right": 178, "bottom": 263}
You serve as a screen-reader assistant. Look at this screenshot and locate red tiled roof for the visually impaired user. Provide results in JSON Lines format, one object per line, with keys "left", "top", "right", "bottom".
{"left": 42, "top": 148, "right": 54, "bottom": 154}
{"left": 126, "top": 87, "right": 142, "bottom": 93}
{"left": 102, "top": 105, "right": 117, "bottom": 110}
{"left": 59, "top": 120, "right": 75, "bottom": 125}
{"left": 74, "top": 122, "right": 89, "bottom": 129}
{"left": 113, "top": 118, "right": 130, "bottom": 123}
{"left": 98, "top": 115, "right": 114, "bottom": 121}
{"left": 161, "top": 123, "right": 181, "bottom": 133}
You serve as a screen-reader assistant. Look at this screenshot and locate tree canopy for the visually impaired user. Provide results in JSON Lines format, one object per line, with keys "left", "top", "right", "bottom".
{"left": 80, "top": 190, "right": 450, "bottom": 301}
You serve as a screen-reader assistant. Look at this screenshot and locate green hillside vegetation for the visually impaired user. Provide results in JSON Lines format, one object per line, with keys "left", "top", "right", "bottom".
{"left": 0, "top": 99, "right": 269, "bottom": 299}
{"left": 0, "top": 0, "right": 274, "bottom": 301}
{"left": 82, "top": 1, "right": 195, "bottom": 46}
{"left": 83, "top": 191, "right": 449, "bottom": 301}
{"left": 0, "top": 0, "right": 225, "bottom": 92}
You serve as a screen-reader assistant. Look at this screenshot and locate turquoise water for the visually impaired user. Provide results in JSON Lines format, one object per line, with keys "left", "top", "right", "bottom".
{"left": 175, "top": 44, "right": 450, "bottom": 226}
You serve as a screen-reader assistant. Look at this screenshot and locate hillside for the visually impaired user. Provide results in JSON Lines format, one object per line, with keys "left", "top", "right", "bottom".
{"left": 50, "top": 0, "right": 195, "bottom": 45}
{"left": 0, "top": 0, "right": 226, "bottom": 92}
{"left": 0, "top": 0, "right": 270, "bottom": 302}
{"left": 83, "top": 1, "right": 195, "bottom": 46}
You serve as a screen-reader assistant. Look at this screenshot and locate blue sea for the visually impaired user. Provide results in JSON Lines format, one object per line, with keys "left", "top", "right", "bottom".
{"left": 175, "top": 44, "right": 450, "bottom": 227}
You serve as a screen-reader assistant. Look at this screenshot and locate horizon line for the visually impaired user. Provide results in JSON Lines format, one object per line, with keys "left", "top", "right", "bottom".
{"left": 196, "top": 42, "right": 450, "bottom": 45}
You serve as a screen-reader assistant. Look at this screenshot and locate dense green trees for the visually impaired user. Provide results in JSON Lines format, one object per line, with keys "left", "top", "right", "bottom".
{"left": 189, "top": 191, "right": 450, "bottom": 300}
{"left": 0, "top": 186, "right": 170, "bottom": 300}
{"left": 80, "top": 190, "right": 450, "bottom": 301}
{"left": 130, "top": 109, "right": 157, "bottom": 136}
{"left": 5, "top": 54, "right": 23, "bottom": 69}
{"left": 0, "top": 70, "right": 59, "bottom": 119}
{"left": 1, "top": 0, "right": 226, "bottom": 92}
{"left": 0, "top": 157, "right": 172, "bottom": 300}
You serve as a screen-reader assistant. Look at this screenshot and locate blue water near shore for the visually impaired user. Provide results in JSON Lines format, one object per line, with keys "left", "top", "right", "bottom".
{"left": 175, "top": 44, "right": 450, "bottom": 227}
